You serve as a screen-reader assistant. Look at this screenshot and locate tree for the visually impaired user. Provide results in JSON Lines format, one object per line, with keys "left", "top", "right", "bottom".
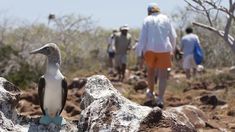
{"left": 184, "top": 0, "right": 235, "bottom": 54}
{"left": 47, "top": 14, "right": 95, "bottom": 66}
{"left": 0, "top": 15, "right": 12, "bottom": 45}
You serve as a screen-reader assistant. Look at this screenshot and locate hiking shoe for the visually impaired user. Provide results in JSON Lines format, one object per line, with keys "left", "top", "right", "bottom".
{"left": 146, "top": 89, "right": 155, "bottom": 102}
{"left": 156, "top": 99, "right": 164, "bottom": 109}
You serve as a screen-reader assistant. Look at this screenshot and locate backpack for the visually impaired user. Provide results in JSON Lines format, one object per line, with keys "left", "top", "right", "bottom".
{"left": 194, "top": 41, "right": 204, "bottom": 65}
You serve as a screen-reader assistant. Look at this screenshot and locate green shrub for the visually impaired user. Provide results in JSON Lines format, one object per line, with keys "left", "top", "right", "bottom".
{"left": 5, "top": 61, "right": 42, "bottom": 89}
{"left": 0, "top": 45, "right": 18, "bottom": 60}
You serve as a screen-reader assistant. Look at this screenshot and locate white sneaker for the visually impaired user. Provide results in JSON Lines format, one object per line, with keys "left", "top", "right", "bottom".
{"left": 146, "top": 89, "right": 155, "bottom": 102}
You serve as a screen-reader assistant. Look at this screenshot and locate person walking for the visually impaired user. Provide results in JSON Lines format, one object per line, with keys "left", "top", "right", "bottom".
{"left": 132, "top": 39, "right": 144, "bottom": 70}
{"left": 181, "top": 27, "right": 202, "bottom": 79}
{"left": 107, "top": 29, "right": 118, "bottom": 74}
{"left": 138, "top": 3, "right": 177, "bottom": 108}
{"left": 114, "top": 25, "right": 132, "bottom": 81}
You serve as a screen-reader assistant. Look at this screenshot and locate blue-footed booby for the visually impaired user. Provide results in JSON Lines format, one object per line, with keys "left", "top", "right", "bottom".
{"left": 30, "top": 43, "right": 67, "bottom": 125}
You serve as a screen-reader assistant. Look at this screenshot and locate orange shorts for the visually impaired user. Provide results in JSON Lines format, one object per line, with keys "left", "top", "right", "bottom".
{"left": 144, "top": 51, "right": 171, "bottom": 69}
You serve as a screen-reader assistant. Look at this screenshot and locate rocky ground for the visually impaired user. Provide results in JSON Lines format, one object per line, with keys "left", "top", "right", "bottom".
{"left": 15, "top": 67, "right": 235, "bottom": 131}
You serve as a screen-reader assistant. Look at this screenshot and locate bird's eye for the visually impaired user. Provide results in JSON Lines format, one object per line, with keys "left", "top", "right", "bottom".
{"left": 44, "top": 47, "right": 51, "bottom": 54}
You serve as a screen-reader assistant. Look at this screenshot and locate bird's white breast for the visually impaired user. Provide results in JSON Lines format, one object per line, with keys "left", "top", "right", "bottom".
{"left": 43, "top": 70, "right": 64, "bottom": 117}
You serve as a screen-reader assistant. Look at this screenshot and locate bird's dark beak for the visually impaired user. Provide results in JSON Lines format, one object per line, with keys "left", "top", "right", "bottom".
{"left": 30, "top": 46, "right": 46, "bottom": 54}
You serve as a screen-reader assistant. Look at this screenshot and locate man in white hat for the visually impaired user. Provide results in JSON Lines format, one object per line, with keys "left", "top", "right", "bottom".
{"left": 114, "top": 25, "right": 132, "bottom": 81}
{"left": 138, "top": 3, "right": 177, "bottom": 108}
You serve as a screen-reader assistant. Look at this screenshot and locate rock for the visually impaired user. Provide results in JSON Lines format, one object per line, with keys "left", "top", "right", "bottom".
{"left": 227, "top": 110, "right": 235, "bottom": 117}
{"left": 68, "top": 77, "right": 87, "bottom": 89}
{"left": 200, "top": 95, "right": 217, "bottom": 106}
{"left": 0, "top": 77, "right": 20, "bottom": 122}
{"left": 134, "top": 70, "right": 146, "bottom": 78}
{"left": 230, "top": 66, "right": 235, "bottom": 74}
{"left": 129, "top": 66, "right": 139, "bottom": 71}
{"left": 20, "top": 90, "right": 39, "bottom": 105}
{"left": 167, "top": 97, "right": 190, "bottom": 107}
{"left": 78, "top": 75, "right": 206, "bottom": 131}
{"left": 141, "top": 107, "right": 162, "bottom": 124}
{"left": 133, "top": 80, "right": 148, "bottom": 91}
{"left": 64, "top": 101, "right": 81, "bottom": 118}
{"left": 1, "top": 75, "right": 211, "bottom": 131}
{"left": 0, "top": 77, "right": 78, "bottom": 132}
{"left": 166, "top": 105, "right": 208, "bottom": 129}
{"left": 78, "top": 75, "right": 153, "bottom": 131}
{"left": 143, "top": 100, "right": 158, "bottom": 108}
{"left": 127, "top": 75, "right": 140, "bottom": 85}
{"left": 26, "top": 118, "right": 78, "bottom": 132}
{"left": 213, "top": 84, "right": 226, "bottom": 90}
{"left": 0, "top": 111, "right": 15, "bottom": 131}
{"left": 205, "top": 120, "right": 225, "bottom": 130}
{"left": 0, "top": 77, "right": 23, "bottom": 131}
{"left": 17, "top": 99, "right": 42, "bottom": 116}
{"left": 183, "top": 82, "right": 208, "bottom": 92}
{"left": 228, "top": 123, "right": 235, "bottom": 129}
{"left": 200, "top": 95, "right": 226, "bottom": 108}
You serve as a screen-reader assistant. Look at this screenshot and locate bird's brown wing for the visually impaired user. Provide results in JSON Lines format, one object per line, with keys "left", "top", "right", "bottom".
{"left": 59, "top": 78, "right": 68, "bottom": 115}
{"left": 38, "top": 76, "right": 46, "bottom": 115}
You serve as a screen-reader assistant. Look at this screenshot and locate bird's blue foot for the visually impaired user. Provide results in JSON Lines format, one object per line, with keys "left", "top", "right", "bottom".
{"left": 52, "top": 115, "right": 66, "bottom": 125}
{"left": 39, "top": 115, "right": 52, "bottom": 125}
{"left": 39, "top": 109, "right": 53, "bottom": 125}
{"left": 39, "top": 110, "right": 66, "bottom": 125}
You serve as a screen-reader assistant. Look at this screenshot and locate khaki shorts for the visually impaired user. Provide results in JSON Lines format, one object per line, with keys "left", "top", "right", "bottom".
{"left": 144, "top": 51, "right": 171, "bottom": 69}
{"left": 115, "top": 54, "right": 127, "bottom": 67}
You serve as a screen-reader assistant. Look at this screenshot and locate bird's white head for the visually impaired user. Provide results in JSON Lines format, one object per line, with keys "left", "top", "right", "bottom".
{"left": 30, "top": 43, "right": 61, "bottom": 66}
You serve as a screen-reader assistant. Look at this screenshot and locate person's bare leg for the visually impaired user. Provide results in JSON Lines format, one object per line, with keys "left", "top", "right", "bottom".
{"left": 193, "top": 67, "right": 197, "bottom": 78}
{"left": 158, "top": 68, "right": 168, "bottom": 102}
{"left": 147, "top": 67, "right": 155, "bottom": 93}
{"left": 108, "top": 57, "right": 114, "bottom": 74}
{"left": 155, "top": 69, "right": 159, "bottom": 84}
{"left": 109, "top": 58, "right": 112, "bottom": 67}
{"left": 112, "top": 58, "right": 116, "bottom": 73}
{"left": 139, "top": 56, "right": 144, "bottom": 69}
{"left": 185, "top": 69, "right": 191, "bottom": 79}
{"left": 121, "top": 64, "right": 126, "bottom": 81}
{"left": 116, "top": 66, "right": 121, "bottom": 80}
{"left": 111, "top": 58, "right": 114, "bottom": 68}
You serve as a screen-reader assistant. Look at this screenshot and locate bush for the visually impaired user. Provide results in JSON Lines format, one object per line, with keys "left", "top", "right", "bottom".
{"left": 5, "top": 61, "right": 42, "bottom": 89}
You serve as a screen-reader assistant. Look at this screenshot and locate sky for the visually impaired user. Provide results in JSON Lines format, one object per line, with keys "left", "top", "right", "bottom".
{"left": 0, "top": 0, "right": 188, "bottom": 29}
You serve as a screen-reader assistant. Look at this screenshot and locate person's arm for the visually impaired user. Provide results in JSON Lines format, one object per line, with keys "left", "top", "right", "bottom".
{"left": 132, "top": 42, "right": 137, "bottom": 50}
{"left": 196, "top": 35, "right": 201, "bottom": 47}
{"left": 127, "top": 35, "right": 132, "bottom": 50}
{"left": 138, "top": 21, "right": 148, "bottom": 69}
{"left": 180, "top": 38, "right": 184, "bottom": 52}
{"left": 114, "top": 35, "right": 118, "bottom": 52}
{"left": 107, "top": 36, "right": 112, "bottom": 53}
{"left": 168, "top": 20, "right": 177, "bottom": 54}
{"left": 138, "top": 20, "right": 147, "bottom": 57}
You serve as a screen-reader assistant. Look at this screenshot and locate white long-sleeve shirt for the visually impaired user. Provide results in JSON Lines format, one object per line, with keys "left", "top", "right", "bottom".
{"left": 138, "top": 13, "right": 177, "bottom": 56}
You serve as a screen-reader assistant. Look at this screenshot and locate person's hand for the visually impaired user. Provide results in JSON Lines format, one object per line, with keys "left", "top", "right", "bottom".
{"left": 170, "top": 51, "right": 174, "bottom": 61}
{"left": 171, "top": 51, "right": 175, "bottom": 56}
{"left": 139, "top": 56, "right": 144, "bottom": 69}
